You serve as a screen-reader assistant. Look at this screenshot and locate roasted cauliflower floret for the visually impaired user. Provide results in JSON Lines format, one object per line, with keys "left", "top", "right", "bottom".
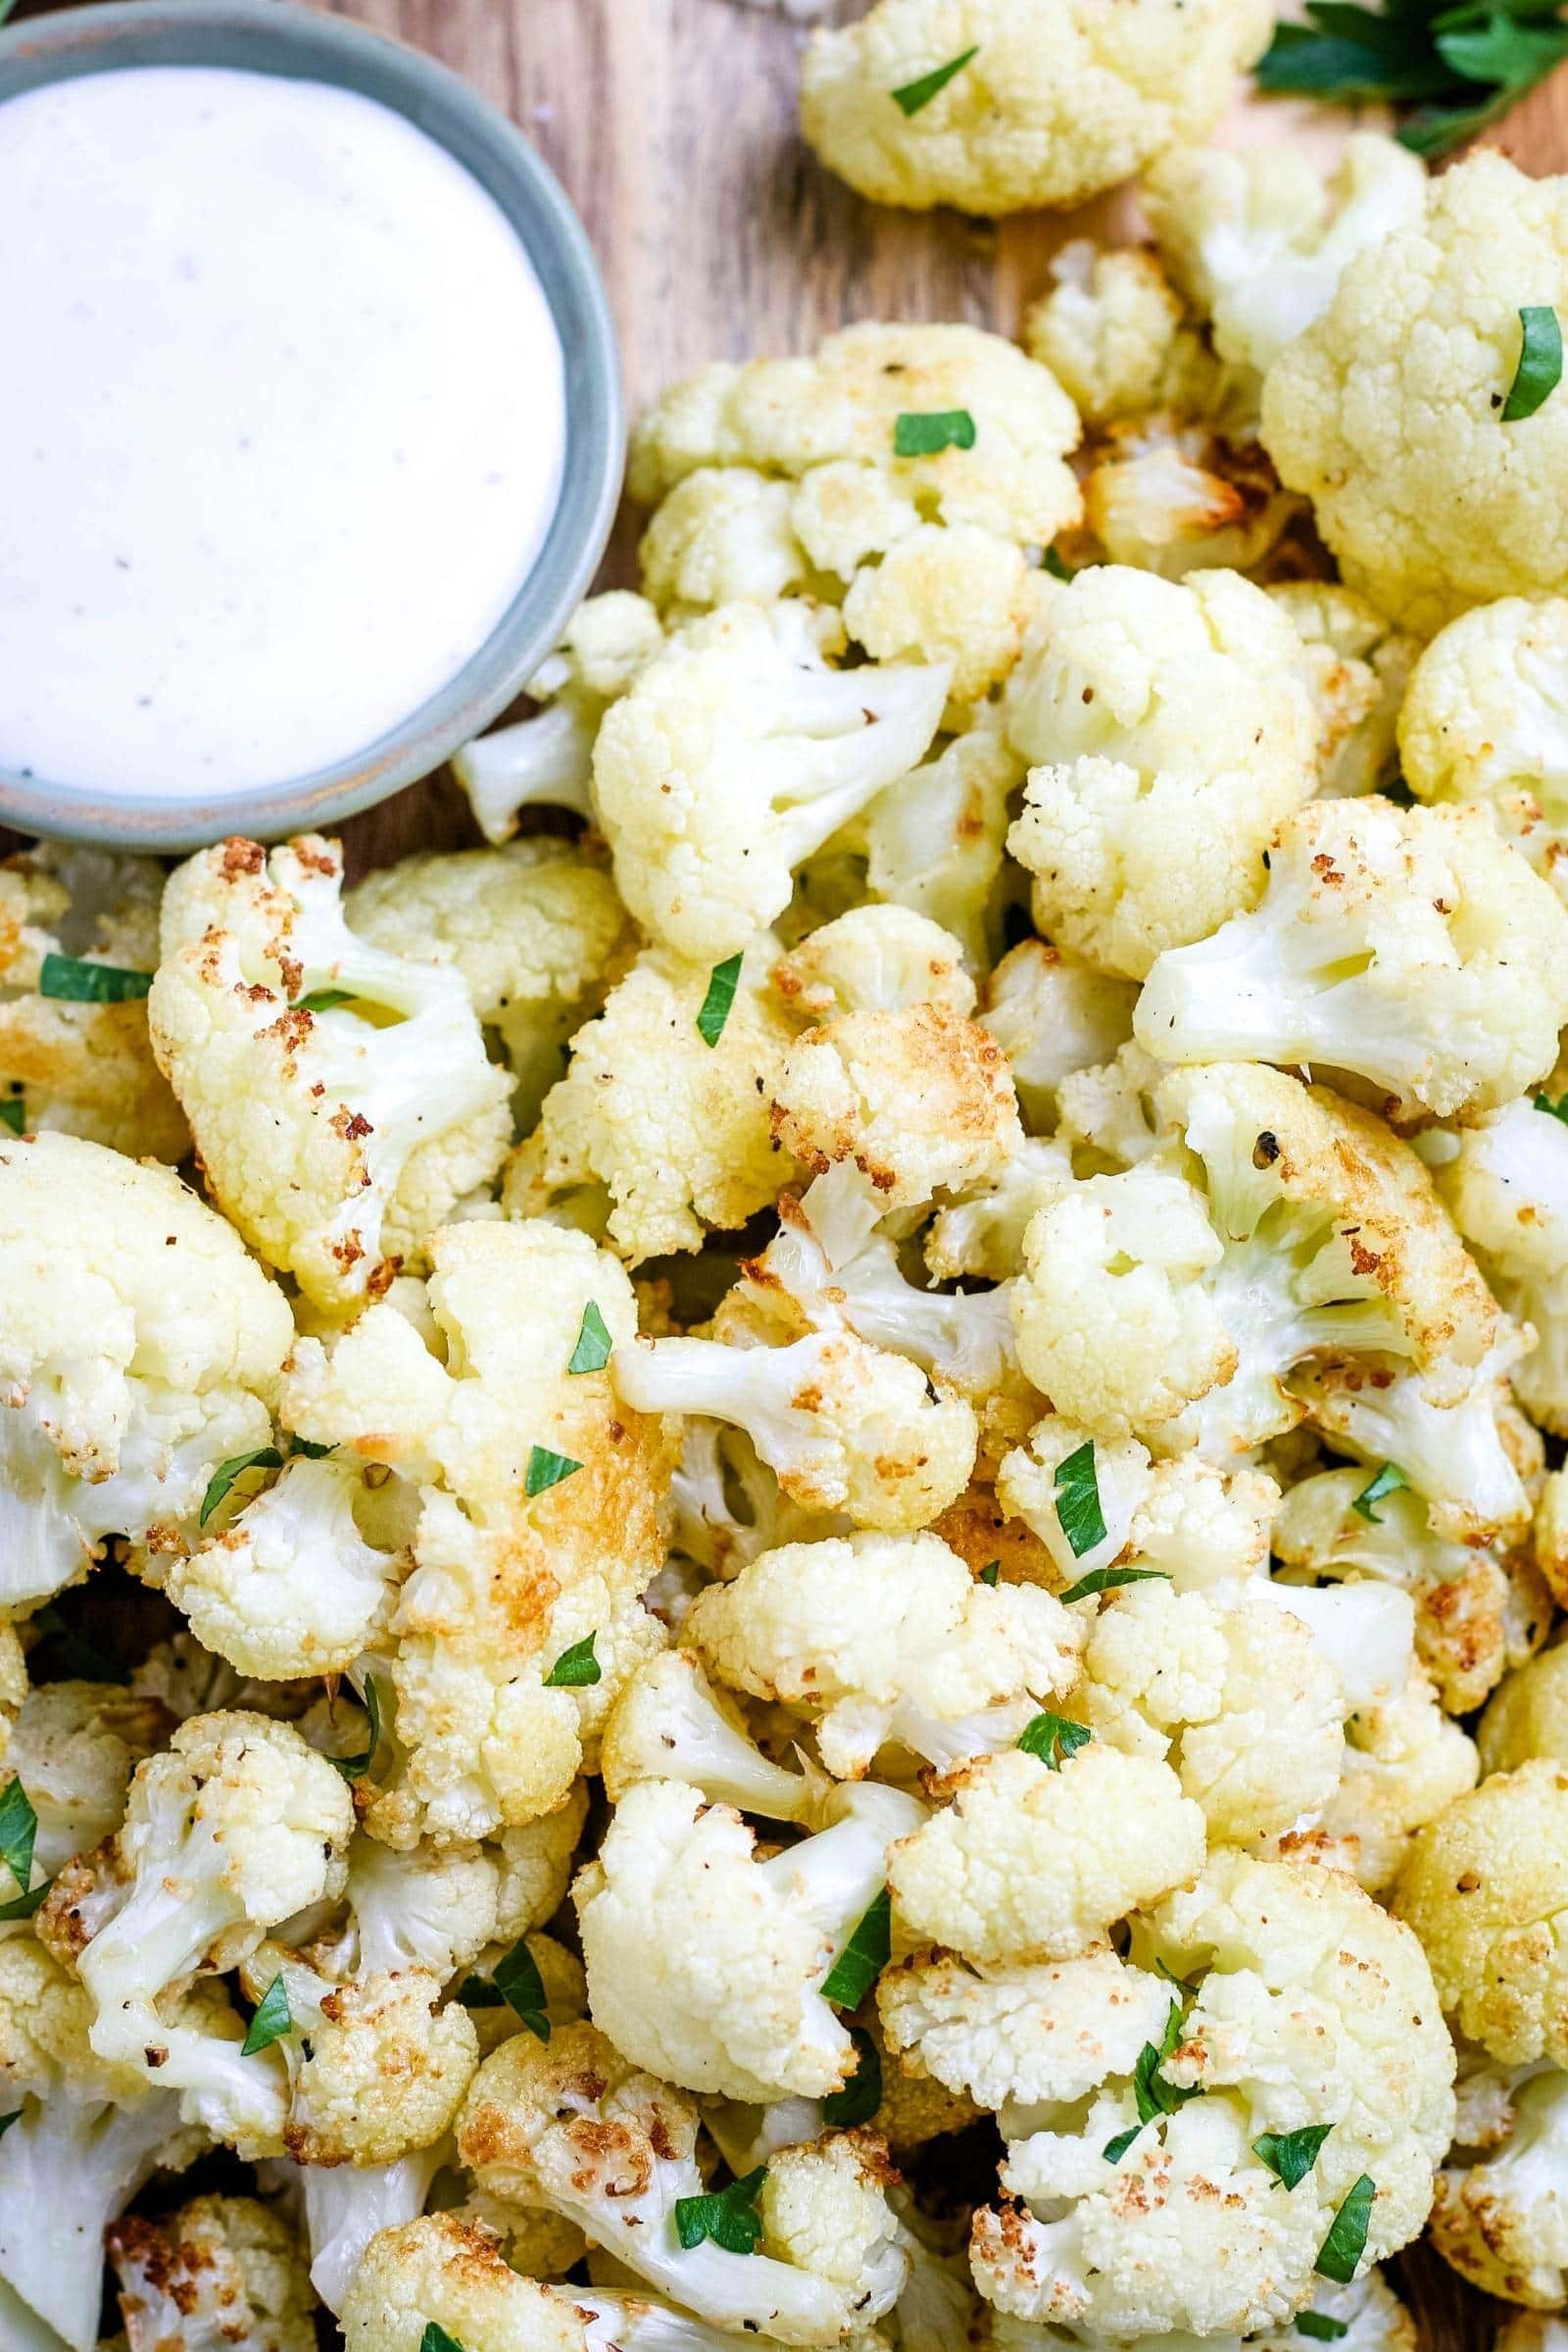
{"left": 1024, "top": 241, "right": 1210, "bottom": 427}
{"left": 108, "top": 2194, "right": 316, "bottom": 2352}
{"left": 876, "top": 1941, "right": 1171, "bottom": 2113}
{"left": 843, "top": 524, "right": 1033, "bottom": 708}
{"left": 1482, "top": 1646, "right": 1568, "bottom": 1774}
{"left": 150, "top": 836, "right": 512, "bottom": 1309}
{"left": 1271, "top": 581, "right": 1417, "bottom": 801}
{"left": 1437, "top": 1094, "right": 1568, "bottom": 1432}
{"left": 1316, "top": 1665, "right": 1481, "bottom": 1895}
{"left": 772, "top": 904, "right": 974, "bottom": 1024}
{"left": 978, "top": 940, "right": 1139, "bottom": 1133}
{"left": 640, "top": 467, "right": 816, "bottom": 615}
{"left": 1004, "top": 565, "right": 1318, "bottom": 978}
{"left": 6, "top": 1680, "right": 172, "bottom": 1880}
{"left": 1428, "top": 2063, "right": 1568, "bottom": 2309}
{"left": 800, "top": 0, "right": 1270, "bottom": 217}
{"left": 340, "top": 2211, "right": 588, "bottom": 2352}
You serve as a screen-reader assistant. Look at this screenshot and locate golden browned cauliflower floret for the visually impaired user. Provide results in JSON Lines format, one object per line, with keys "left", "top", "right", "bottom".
{"left": 1482, "top": 1647, "right": 1568, "bottom": 1775}
{"left": 799, "top": 0, "right": 1270, "bottom": 218}
{"left": 1024, "top": 241, "right": 1217, "bottom": 428}
{"left": 108, "top": 2194, "right": 316, "bottom": 2352}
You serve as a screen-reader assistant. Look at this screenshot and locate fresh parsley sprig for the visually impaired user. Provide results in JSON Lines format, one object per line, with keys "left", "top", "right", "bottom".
{"left": 1256, "top": 0, "right": 1568, "bottom": 159}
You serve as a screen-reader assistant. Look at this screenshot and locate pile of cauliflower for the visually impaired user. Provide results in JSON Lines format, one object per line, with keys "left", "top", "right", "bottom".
{"left": 9, "top": 92, "right": 1568, "bottom": 2352}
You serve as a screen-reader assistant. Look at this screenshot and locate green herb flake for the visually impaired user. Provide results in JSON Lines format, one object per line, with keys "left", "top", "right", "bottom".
{"left": 567, "top": 1299, "right": 614, "bottom": 1376}
{"left": 544, "top": 1635, "right": 601, "bottom": 1689}
{"left": 456, "top": 1976, "right": 508, "bottom": 2010}
{"left": 421, "top": 2328, "right": 467, "bottom": 2352}
{"left": 0, "top": 1881, "right": 48, "bottom": 1923}
{"left": 294, "top": 988, "right": 356, "bottom": 1013}
{"left": 241, "top": 1973, "right": 292, "bottom": 2057}
{"left": 1297, "top": 2317, "right": 1350, "bottom": 2342}
{"left": 696, "top": 954, "right": 744, "bottom": 1049}
{"left": 1155, "top": 1956, "right": 1203, "bottom": 1998}
{"left": 1503, "top": 305, "right": 1563, "bottom": 420}
{"left": 330, "top": 1675, "right": 383, "bottom": 1784}
{"left": 0, "top": 2111, "right": 18, "bottom": 2139}
{"left": 37, "top": 954, "right": 152, "bottom": 1004}
{"left": 0, "top": 1780, "right": 36, "bottom": 1901}
{"left": 526, "top": 1446, "right": 583, "bottom": 1497}
{"left": 1044, "top": 546, "right": 1075, "bottom": 582}
{"left": 1255, "top": 0, "right": 1568, "bottom": 160}
{"left": 979, "top": 1560, "right": 1001, "bottom": 1587}
{"left": 1536, "top": 1091, "right": 1568, "bottom": 1124}
{"left": 1314, "top": 2175, "right": 1376, "bottom": 2283}
{"left": 491, "top": 1938, "right": 552, "bottom": 2041}
{"left": 1058, "top": 1564, "right": 1172, "bottom": 1607}
{"left": 199, "top": 1446, "right": 282, "bottom": 1528}
{"left": 674, "top": 2165, "right": 767, "bottom": 2255}
{"left": 0, "top": 1100, "right": 23, "bottom": 1137}
{"left": 1349, "top": 1462, "right": 1407, "bottom": 1525}
{"left": 822, "top": 2026, "right": 883, "bottom": 2128}
{"left": 1053, "top": 1440, "right": 1107, "bottom": 1561}
{"left": 289, "top": 1435, "right": 335, "bottom": 1460}
{"left": 1102, "top": 2124, "right": 1144, "bottom": 2163}
{"left": 890, "top": 44, "right": 979, "bottom": 114}
{"left": 1016, "top": 1710, "right": 1093, "bottom": 1771}
{"left": 821, "top": 1886, "right": 892, "bottom": 2008}
{"left": 1254, "top": 2122, "right": 1334, "bottom": 2190}
{"left": 1132, "top": 1999, "right": 1204, "bottom": 2127}
{"left": 893, "top": 409, "right": 977, "bottom": 459}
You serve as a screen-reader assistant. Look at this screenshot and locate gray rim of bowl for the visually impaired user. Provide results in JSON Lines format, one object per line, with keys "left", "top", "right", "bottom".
{"left": 0, "top": 0, "right": 623, "bottom": 851}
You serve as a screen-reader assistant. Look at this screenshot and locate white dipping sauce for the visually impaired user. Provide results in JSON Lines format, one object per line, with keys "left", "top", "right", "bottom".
{"left": 0, "top": 67, "right": 566, "bottom": 799}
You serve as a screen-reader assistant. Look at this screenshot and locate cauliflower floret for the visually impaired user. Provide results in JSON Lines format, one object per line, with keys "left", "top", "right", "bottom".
{"left": 531, "top": 935, "right": 800, "bottom": 1261}
{"left": 1024, "top": 242, "right": 1209, "bottom": 427}
{"left": 861, "top": 714, "right": 1024, "bottom": 975}
{"left": 107, "top": 2194, "right": 316, "bottom": 2352}
{"left": 876, "top": 1943, "right": 1171, "bottom": 2112}
{"left": 640, "top": 468, "right": 815, "bottom": 615}
{"left": 601, "top": 1650, "right": 828, "bottom": 1823}
{"left": 1482, "top": 1647, "right": 1568, "bottom": 1774}
{"left": 494, "top": 1787, "right": 591, "bottom": 1941}
{"left": 770, "top": 1001, "right": 1022, "bottom": 1210}
{"left": 1428, "top": 2063, "right": 1568, "bottom": 2308}
{"left": 758, "top": 2132, "right": 908, "bottom": 2322}
{"left": 997, "top": 1414, "right": 1279, "bottom": 1592}
{"left": 453, "top": 590, "right": 664, "bottom": 845}
{"left": 1394, "top": 1761, "right": 1568, "bottom": 2070}
{"left": 593, "top": 601, "right": 949, "bottom": 963}
{"left": 978, "top": 942, "right": 1139, "bottom": 1134}
{"left": 456, "top": 2022, "right": 902, "bottom": 2341}
{"left": 1004, "top": 566, "right": 1318, "bottom": 979}
{"left": 346, "top": 842, "right": 634, "bottom": 1133}
{"left": 886, "top": 1740, "right": 1205, "bottom": 1965}
{"left": 1260, "top": 153, "right": 1568, "bottom": 633}
{"left": 684, "top": 1530, "right": 1082, "bottom": 1779}
{"left": 6, "top": 1680, "right": 172, "bottom": 1879}
{"left": 0, "top": 1130, "right": 293, "bottom": 1612}
{"left": 150, "top": 837, "right": 512, "bottom": 1309}
{"left": 1136, "top": 797, "right": 1568, "bottom": 1121}
{"left": 1144, "top": 135, "right": 1427, "bottom": 381}
{"left": 922, "top": 1137, "right": 1074, "bottom": 1285}
{"left": 628, "top": 321, "right": 1081, "bottom": 553}
{"left": 1438, "top": 1092, "right": 1568, "bottom": 1432}
{"left": 1398, "top": 597, "right": 1568, "bottom": 901}
{"left": 340, "top": 2211, "right": 588, "bottom": 2352}
{"left": 799, "top": 0, "right": 1270, "bottom": 217}
{"left": 322, "top": 1832, "right": 500, "bottom": 1984}
{"left": 575, "top": 1778, "right": 923, "bottom": 2100}
{"left": 0, "top": 843, "right": 186, "bottom": 1160}
{"left": 773, "top": 906, "right": 974, "bottom": 1024}
{"left": 1315, "top": 1666, "right": 1480, "bottom": 1894}
{"left": 843, "top": 525, "right": 1032, "bottom": 709}
{"left": 1076, "top": 413, "right": 1303, "bottom": 583}
{"left": 1271, "top": 583, "right": 1417, "bottom": 802}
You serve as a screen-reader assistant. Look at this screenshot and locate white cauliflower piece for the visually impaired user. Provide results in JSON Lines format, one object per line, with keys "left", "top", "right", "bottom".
{"left": 340, "top": 2211, "right": 589, "bottom": 2352}
{"left": 640, "top": 468, "right": 815, "bottom": 615}
{"left": 1005, "top": 566, "right": 1318, "bottom": 978}
{"left": 843, "top": 524, "right": 1033, "bottom": 709}
{"left": 997, "top": 1413, "right": 1278, "bottom": 1591}
{"left": 800, "top": 0, "right": 1270, "bottom": 216}
{"left": 1481, "top": 1645, "right": 1568, "bottom": 1775}
{"left": 1428, "top": 2063, "right": 1568, "bottom": 2308}
{"left": 861, "top": 715, "right": 1024, "bottom": 975}
{"left": 1077, "top": 413, "right": 1303, "bottom": 584}
{"left": 1272, "top": 582, "right": 1417, "bottom": 802}
{"left": 150, "top": 837, "right": 512, "bottom": 1309}
{"left": 601, "top": 1649, "right": 828, "bottom": 1824}
{"left": 772, "top": 906, "right": 974, "bottom": 1023}
{"left": 979, "top": 941, "right": 1139, "bottom": 1132}
{"left": 0, "top": 1130, "right": 292, "bottom": 1611}
{"left": 6, "top": 1680, "right": 172, "bottom": 1879}
{"left": 1438, "top": 1092, "right": 1568, "bottom": 1433}
{"left": 923, "top": 1136, "right": 1075, "bottom": 1285}
{"left": 493, "top": 1787, "right": 591, "bottom": 1941}
{"left": 1024, "top": 241, "right": 1209, "bottom": 427}
{"left": 876, "top": 1943, "right": 1170, "bottom": 2112}
{"left": 108, "top": 2194, "right": 316, "bottom": 2352}
{"left": 1315, "top": 1666, "right": 1480, "bottom": 1894}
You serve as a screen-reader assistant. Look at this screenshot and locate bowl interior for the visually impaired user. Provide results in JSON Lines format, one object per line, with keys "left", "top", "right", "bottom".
{"left": 0, "top": 0, "right": 622, "bottom": 850}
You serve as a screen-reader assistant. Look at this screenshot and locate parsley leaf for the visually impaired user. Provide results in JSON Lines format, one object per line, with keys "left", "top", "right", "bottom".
{"left": 697, "top": 954, "right": 743, "bottom": 1048}
{"left": 822, "top": 2026, "right": 883, "bottom": 2127}
{"left": 526, "top": 1446, "right": 582, "bottom": 1497}
{"left": 1016, "top": 1710, "right": 1093, "bottom": 1770}
{"left": 893, "top": 409, "right": 977, "bottom": 458}
{"left": 490, "top": 1938, "right": 552, "bottom": 2040}
{"left": 0, "top": 1881, "right": 48, "bottom": 1922}
{"left": 675, "top": 2166, "right": 767, "bottom": 2254}
{"left": 1314, "top": 2175, "right": 1376, "bottom": 2282}
{"left": 241, "top": 1973, "right": 292, "bottom": 2056}
{"left": 0, "top": 1781, "right": 36, "bottom": 1900}
{"left": 330, "top": 1675, "right": 383, "bottom": 1784}
{"left": 199, "top": 1446, "right": 282, "bottom": 1528}
{"left": 544, "top": 1635, "right": 601, "bottom": 1688}
{"left": 891, "top": 45, "right": 979, "bottom": 114}
{"left": 1297, "top": 2317, "right": 1350, "bottom": 2341}
{"left": 1058, "top": 1564, "right": 1172, "bottom": 1606}
{"left": 1255, "top": 0, "right": 1568, "bottom": 159}
{"left": 1102, "top": 2123, "right": 1145, "bottom": 2162}
{"left": 421, "top": 2328, "right": 467, "bottom": 2352}
{"left": 1349, "top": 1462, "right": 1407, "bottom": 1524}
{"left": 1537, "top": 1090, "right": 1568, "bottom": 1124}
{"left": 1053, "top": 1440, "right": 1106, "bottom": 1560}
{"left": 0, "top": 2112, "right": 18, "bottom": 2141}
{"left": 1254, "top": 2122, "right": 1334, "bottom": 2190}
{"left": 1132, "top": 2000, "right": 1203, "bottom": 2126}
{"left": 821, "top": 1887, "right": 892, "bottom": 2007}
{"left": 567, "top": 1299, "right": 613, "bottom": 1375}
{"left": 294, "top": 988, "right": 356, "bottom": 1013}
{"left": 0, "top": 1100, "right": 23, "bottom": 1137}
{"left": 37, "top": 954, "right": 152, "bottom": 1003}
{"left": 1504, "top": 305, "right": 1563, "bottom": 420}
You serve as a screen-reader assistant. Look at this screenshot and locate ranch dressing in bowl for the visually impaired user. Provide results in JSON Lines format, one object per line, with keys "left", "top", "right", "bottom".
{"left": 0, "top": 64, "right": 567, "bottom": 801}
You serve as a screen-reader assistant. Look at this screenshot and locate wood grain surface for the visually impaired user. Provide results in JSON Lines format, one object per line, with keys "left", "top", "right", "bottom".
{"left": 6, "top": 2, "right": 1561, "bottom": 2341}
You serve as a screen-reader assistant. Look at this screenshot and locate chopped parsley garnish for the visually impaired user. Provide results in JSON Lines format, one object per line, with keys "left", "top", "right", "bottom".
{"left": 1254, "top": 2122, "right": 1334, "bottom": 2190}
{"left": 1016, "top": 1710, "right": 1093, "bottom": 1770}
{"left": 199, "top": 1446, "right": 283, "bottom": 1527}
{"left": 1536, "top": 1090, "right": 1568, "bottom": 1124}
{"left": 1349, "top": 1462, "right": 1407, "bottom": 1525}
{"left": 330, "top": 1675, "right": 383, "bottom": 1783}
{"left": 421, "top": 2328, "right": 467, "bottom": 2352}
{"left": 526, "top": 1446, "right": 583, "bottom": 1496}
{"left": 1314, "top": 2175, "right": 1376, "bottom": 2282}
{"left": 0, "top": 1881, "right": 48, "bottom": 1922}
{"left": 567, "top": 1299, "right": 613, "bottom": 1375}
{"left": 489, "top": 1938, "right": 552, "bottom": 2040}
{"left": 241, "top": 1973, "right": 292, "bottom": 2056}
{"left": 893, "top": 409, "right": 976, "bottom": 458}
{"left": 1255, "top": 0, "right": 1568, "bottom": 157}
{"left": 697, "top": 954, "right": 744, "bottom": 1048}
{"left": 821, "top": 1887, "right": 892, "bottom": 2007}
{"left": 0, "top": 2112, "right": 18, "bottom": 2141}
{"left": 0, "top": 1100, "right": 23, "bottom": 1137}
{"left": 1132, "top": 1999, "right": 1203, "bottom": 2126}
{"left": 1503, "top": 306, "right": 1563, "bottom": 420}
{"left": 294, "top": 988, "right": 355, "bottom": 1013}
{"left": 978, "top": 1559, "right": 1001, "bottom": 1587}
{"left": 289, "top": 1435, "right": 335, "bottom": 1460}
{"left": 544, "top": 1634, "right": 601, "bottom": 1689}
{"left": 1058, "top": 1564, "right": 1172, "bottom": 1606}
{"left": 1297, "top": 2316, "right": 1350, "bottom": 2341}
{"left": 37, "top": 954, "right": 152, "bottom": 1003}
{"left": 890, "top": 45, "right": 978, "bottom": 115}
{"left": 674, "top": 2165, "right": 767, "bottom": 2254}
{"left": 1102, "top": 2123, "right": 1145, "bottom": 2163}
{"left": 1053, "top": 1440, "right": 1106, "bottom": 1560}
{"left": 0, "top": 1780, "right": 36, "bottom": 1900}
{"left": 822, "top": 2025, "right": 883, "bottom": 2127}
